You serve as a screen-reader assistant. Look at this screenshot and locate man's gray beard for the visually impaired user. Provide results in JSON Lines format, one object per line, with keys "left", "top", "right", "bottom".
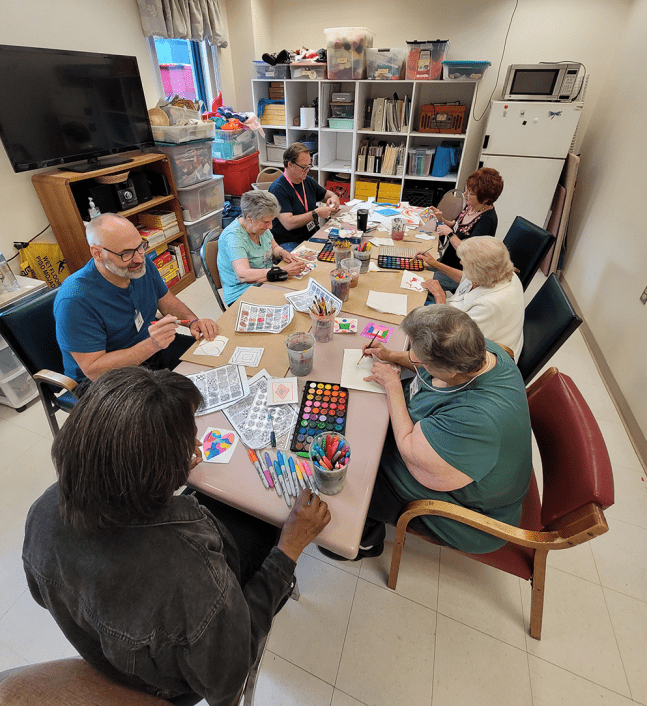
{"left": 104, "top": 258, "right": 147, "bottom": 280}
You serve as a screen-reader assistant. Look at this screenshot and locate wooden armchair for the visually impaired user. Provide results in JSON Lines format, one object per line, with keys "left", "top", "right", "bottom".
{"left": 387, "top": 368, "right": 614, "bottom": 640}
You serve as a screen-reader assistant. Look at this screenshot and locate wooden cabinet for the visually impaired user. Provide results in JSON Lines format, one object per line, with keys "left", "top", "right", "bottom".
{"left": 252, "top": 78, "right": 479, "bottom": 206}
{"left": 32, "top": 151, "right": 196, "bottom": 294}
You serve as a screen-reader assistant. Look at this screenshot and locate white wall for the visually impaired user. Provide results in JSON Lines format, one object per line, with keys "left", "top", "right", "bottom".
{"left": 564, "top": 0, "right": 647, "bottom": 440}
{"left": 0, "top": 0, "right": 157, "bottom": 260}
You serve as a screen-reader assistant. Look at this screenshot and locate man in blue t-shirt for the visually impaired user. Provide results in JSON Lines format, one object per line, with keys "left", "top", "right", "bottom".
{"left": 268, "top": 143, "right": 341, "bottom": 251}
{"left": 54, "top": 214, "right": 218, "bottom": 382}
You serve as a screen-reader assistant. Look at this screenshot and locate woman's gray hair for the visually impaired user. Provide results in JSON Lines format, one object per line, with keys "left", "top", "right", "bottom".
{"left": 401, "top": 305, "right": 486, "bottom": 374}
{"left": 456, "top": 236, "right": 515, "bottom": 288}
{"left": 240, "top": 190, "right": 280, "bottom": 222}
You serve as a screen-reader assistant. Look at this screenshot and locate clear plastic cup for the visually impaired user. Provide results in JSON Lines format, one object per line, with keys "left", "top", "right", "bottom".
{"left": 391, "top": 217, "right": 406, "bottom": 241}
{"left": 309, "top": 310, "right": 336, "bottom": 343}
{"left": 340, "top": 257, "right": 361, "bottom": 288}
{"left": 330, "top": 269, "right": 352, "bottom": 302}
{"left": 355, "top": 250, "right": 371, "bottom": 273}
{"left": 333, "top": 244, "right": 353, "bottom": 267}
{"left": 309, "top": 432, "right": 350, "bottom": 495}
{"left": 285, "top": 331, "right": 316, "bottom": 376}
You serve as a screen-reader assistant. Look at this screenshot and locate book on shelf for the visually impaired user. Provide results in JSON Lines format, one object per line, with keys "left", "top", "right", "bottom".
{"left": 139, "top": 210, "right": 176, "bottom": 228}
{"left": 165, "top": 273, "right": 181, "bottom": 289}
{"left": 159, "top": 260, "right": 180, "bottom": 281}
{"left": 162, "top": 222, "right": 181, "bottom": 238}
{"left": 168, "top": 243, "right": 186, "bottom": 278}
{"left": 137, "top": 225, "right": 166, "bottom": 249}
{"left": 152, "top": 250, "right": 173, "bottom": 268}
{"left": 363, "top": 95, "right": 409, "bottom": 133}
{"left": 356, "top": 138, "right": 406, "bottom": 176}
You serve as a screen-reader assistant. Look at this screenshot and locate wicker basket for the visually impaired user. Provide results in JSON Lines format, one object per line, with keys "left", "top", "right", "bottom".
{"left": 418, "top": 105, "right": 466, "bottom": 134}
{"left": 94, "top": 171, "right": 130, "bottom": 185}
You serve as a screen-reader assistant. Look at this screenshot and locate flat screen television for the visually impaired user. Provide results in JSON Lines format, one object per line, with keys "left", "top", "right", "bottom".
{"left": 0, "top": 44, "right": 155, "bottom": 173}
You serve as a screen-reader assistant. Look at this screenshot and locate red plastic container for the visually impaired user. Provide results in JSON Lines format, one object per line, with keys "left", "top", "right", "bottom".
{"left": 212, "top": 150, "right": 260, "bottom": 196}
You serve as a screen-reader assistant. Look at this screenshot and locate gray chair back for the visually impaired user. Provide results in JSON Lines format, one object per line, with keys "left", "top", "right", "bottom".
{"left": 200, "top": 229, "right": 227, "bottom": 312}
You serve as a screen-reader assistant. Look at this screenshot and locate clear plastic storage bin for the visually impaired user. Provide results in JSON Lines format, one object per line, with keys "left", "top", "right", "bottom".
{"left": 407, "top": 148, "right": 435, "bottom": 176}
{"left": 331, "top": 103, "right": 354, "bottom": 118}
{"left": 265, "top": 144, "right": 285, "bottom": 163}
{"left": 184, "top": 209, "right": 223, "bottom": 250}
{"left": 290, "top": 62, "right": 326, "bottom": 79}
{"left": 442, "top": 60, "right": 491, "bottom": 81}
{"left": 325, "top": 27, "right": 374, "bottom": 80}
{"left": 162, "top": 105, "right": 202, "bottom": 125}
{"left": 252, "top": 61, "right": 290, "bottom": 79}
{"left": 212, "top": 128, "right": 257, "bottom": 161}
{"left": 153, "top": 139, "right": 214, "bottom": 188}
{"left": 190, "top": 248, "right": 205, "bottom": 278}
{"left": 0, "top": 338, "right": 22, "bottom": 377}
{"left": 151, "top": 122, "right": 215, "bottom": 144}
{"left": 406, "top": 40, "right": 450, "bottom": 80}
{"left": 177, "top": 175, "right": 225, "bottom": 222}
{"left": 367, "top": 48, "right": 407, "bottom": 80}
{"left": 0, "top": 368, "right": 37, "bottom": 408}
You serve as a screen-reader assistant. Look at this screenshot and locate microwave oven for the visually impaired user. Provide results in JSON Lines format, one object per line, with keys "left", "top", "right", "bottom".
{"left": 502, "top": 63, "right": 582, "bottom": 102}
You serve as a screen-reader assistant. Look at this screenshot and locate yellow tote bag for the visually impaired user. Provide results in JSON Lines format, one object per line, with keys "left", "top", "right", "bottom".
{"left": 19, "top": 243, "right": 69, "bottom": 288}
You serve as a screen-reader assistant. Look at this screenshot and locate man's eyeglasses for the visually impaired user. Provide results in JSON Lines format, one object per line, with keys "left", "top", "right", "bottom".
{"left": 293, "top": 162, "right": 312, "bottom": 172}
{"left": 102, "top": 240, "right": 149, "bottom": 262}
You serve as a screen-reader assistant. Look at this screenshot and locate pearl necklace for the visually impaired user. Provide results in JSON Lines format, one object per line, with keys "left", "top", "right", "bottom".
{"left": 416, "top": 351, "right": 494, "bottom": 394}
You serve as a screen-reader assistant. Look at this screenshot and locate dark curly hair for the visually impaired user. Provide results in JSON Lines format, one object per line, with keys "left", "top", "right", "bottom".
{"left": 53, "top": 367, "right": 203, "bottom": 531}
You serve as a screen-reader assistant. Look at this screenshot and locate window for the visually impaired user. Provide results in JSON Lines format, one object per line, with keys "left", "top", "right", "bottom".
{"left": 148, "top": 37, "right": 220, "bottom": 111}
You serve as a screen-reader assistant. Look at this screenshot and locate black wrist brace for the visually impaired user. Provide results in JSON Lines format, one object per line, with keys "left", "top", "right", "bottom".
{"left": 267, "top": 265, "right": 288, "bottom": 282}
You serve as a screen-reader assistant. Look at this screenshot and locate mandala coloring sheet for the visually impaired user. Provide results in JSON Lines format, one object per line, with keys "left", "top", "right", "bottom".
{"left": 186, "top": 365, "right": 249, "bottom": 416}
{"left": 235, "top": 301, "right": 294, "bottom": 333}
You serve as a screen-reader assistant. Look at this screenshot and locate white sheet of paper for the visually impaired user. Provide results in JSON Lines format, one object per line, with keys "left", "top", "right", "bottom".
{"left": 414, "top": 232, "right": 437, "bottom": 241}
{"left": 400, "top": 270, "right": 425, "bottom": 292}
{"left": 366, "top": 290, "right": 408, "bottom": 316}
{"left": 229, "top": 346, "right": 264, "bottom": 367}
{"left": 200, "top": 427, "right": 239, "bottom": 464}
{"left": 340, "top": 349, "right": 390, "bottom": 395}
{"left": 368, "top": 261, "right": 383, "bottom": 272}
{"left": 193, "top": 336, "right": 229, "bottom": 356}
{"left": 371, "top": 237, "right": 395, "bottom": 247}
{"left": 267, "top": 377, "right": 299, "bottom": 405}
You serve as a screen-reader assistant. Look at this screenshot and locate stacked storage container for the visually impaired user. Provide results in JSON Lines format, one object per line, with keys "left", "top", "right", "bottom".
{"left": 0, "top": 335, "right": 38, "bottom": 410}
{"left": 152, "top": 108, "right": 219, "bottom": 278}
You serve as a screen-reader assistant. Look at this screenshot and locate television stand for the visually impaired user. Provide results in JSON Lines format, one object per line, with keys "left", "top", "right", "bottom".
{"left": 61, "top": 155, "right": 134, "bottom": 174}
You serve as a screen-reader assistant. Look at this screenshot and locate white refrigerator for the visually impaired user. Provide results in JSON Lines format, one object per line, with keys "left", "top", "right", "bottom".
{"left": 479, "top": 100, "right": 583, "bottom": 238}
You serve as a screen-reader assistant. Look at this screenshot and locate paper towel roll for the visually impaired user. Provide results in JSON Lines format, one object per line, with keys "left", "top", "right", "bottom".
{"left": 300, "top": 107, "right": 316, "bottom": 129}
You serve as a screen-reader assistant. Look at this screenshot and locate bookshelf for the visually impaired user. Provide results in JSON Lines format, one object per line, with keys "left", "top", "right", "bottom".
{"left": 32, "top": 152, "right": 196, "bottom": 295}
{"left": 251, "top": 78, "right": 479, "bottom": 204}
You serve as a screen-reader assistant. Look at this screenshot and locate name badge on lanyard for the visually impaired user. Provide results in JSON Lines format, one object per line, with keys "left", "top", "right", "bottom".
{"left": 134, "top": 309, "right": 144, "bottom": 332}
{"left": 285, "top": 173, "right": 314, "bottom": 230}
{"left": 409, "top": 374, "right": 421, "bottom": 400}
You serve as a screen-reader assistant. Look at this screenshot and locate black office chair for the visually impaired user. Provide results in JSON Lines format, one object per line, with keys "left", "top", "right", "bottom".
{"left": 0, "top": 287, "right": 77, "bottom": 437}
{"left": 517, "top": 273, "right": 582, "bottom": 383}
{"left": 503, "top": 216, "right": 556, "bottom": 291}
{"left": 200, "top": 229, "right": 227, "bottom": 312}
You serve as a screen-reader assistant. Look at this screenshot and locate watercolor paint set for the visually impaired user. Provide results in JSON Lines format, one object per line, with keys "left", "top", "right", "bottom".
{"left": 290, "top": 380, "right": 349, "bottom": 454}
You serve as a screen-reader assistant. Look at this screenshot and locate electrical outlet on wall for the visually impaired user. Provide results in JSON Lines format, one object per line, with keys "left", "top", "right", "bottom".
{"left": 641, "top": 286, "right": 647, "bottom": 305}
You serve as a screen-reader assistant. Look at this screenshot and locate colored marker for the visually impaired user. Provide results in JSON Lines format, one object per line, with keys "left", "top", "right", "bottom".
{"left": 150, "top": 319, "right": 191, "bottom": 325}
{"left": 299, "top": 459, "right": 319, "bottom": 495}
{"left": 278, "top": 450, "right": 296, "bottom": 496}
{"left": 267, "top": 412, "right": 276, "bottom": 447}
{"left": 289, "top": 455, "right": 306, "bottom": 491}
{"left": 257, "top": 450, "right": 274, "bottom": 488}
{"left": 273, "top": 459, "right": 291, "bottom": 507}
{"left": 247, "top": 448, "right": 269, "bottom": 489}
{"left": 264, "top": 452, "right": 282, "bottom": 497}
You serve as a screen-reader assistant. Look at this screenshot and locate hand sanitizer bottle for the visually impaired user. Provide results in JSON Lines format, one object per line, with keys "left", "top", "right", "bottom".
{"left": 88, "top": 198, "right": 101, "bottom": 220}
{"left": 0, "top": 253, "right": 20, "bottom": 292}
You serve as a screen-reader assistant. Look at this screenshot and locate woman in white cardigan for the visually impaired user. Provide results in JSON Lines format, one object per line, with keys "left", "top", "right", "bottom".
{"left": 421, "top": 236, "right": 525, "bottom": 360}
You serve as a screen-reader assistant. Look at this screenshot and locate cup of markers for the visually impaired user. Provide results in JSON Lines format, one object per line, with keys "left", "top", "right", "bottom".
{"left": 309, "top": 432, "right": 350, "bottom": 496}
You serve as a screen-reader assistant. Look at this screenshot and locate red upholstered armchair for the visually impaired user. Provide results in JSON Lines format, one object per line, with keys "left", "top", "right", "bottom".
{"left": 387, "top": 368, "right": 615, "bottom": 640}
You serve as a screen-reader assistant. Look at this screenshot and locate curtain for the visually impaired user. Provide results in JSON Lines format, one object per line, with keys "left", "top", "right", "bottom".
{"left": 137, "top": 0, "right": 228, "bottom": 48}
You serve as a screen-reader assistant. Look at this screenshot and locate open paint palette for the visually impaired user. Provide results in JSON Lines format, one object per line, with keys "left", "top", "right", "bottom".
{"left": 317, "top": 241, "right": 336, "bottom": 262}
{"left": 377, "top": 246, "right": 425, "bottom": 271}
{"left": 290, "top": 381, "right": 349, "bottom": 454}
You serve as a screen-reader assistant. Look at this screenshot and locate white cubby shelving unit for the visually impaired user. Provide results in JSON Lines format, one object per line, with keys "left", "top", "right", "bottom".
{"left": 252, "top": 78, "right": 479, "bottom": 204}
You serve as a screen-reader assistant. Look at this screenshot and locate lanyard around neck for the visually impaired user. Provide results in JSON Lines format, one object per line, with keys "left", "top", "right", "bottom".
{"left": 283, "top": 174, "right": 308, "bottom": 212}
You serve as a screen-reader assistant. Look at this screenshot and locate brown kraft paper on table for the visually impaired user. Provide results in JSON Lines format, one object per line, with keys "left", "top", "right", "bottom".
{"left": 180, "top": 286, "right": 309, "bottom": 378}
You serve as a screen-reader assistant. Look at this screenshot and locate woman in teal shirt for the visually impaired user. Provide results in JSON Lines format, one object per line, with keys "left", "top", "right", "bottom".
{"left": 217, "top": 191, "right": 305, "bottom": 306}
